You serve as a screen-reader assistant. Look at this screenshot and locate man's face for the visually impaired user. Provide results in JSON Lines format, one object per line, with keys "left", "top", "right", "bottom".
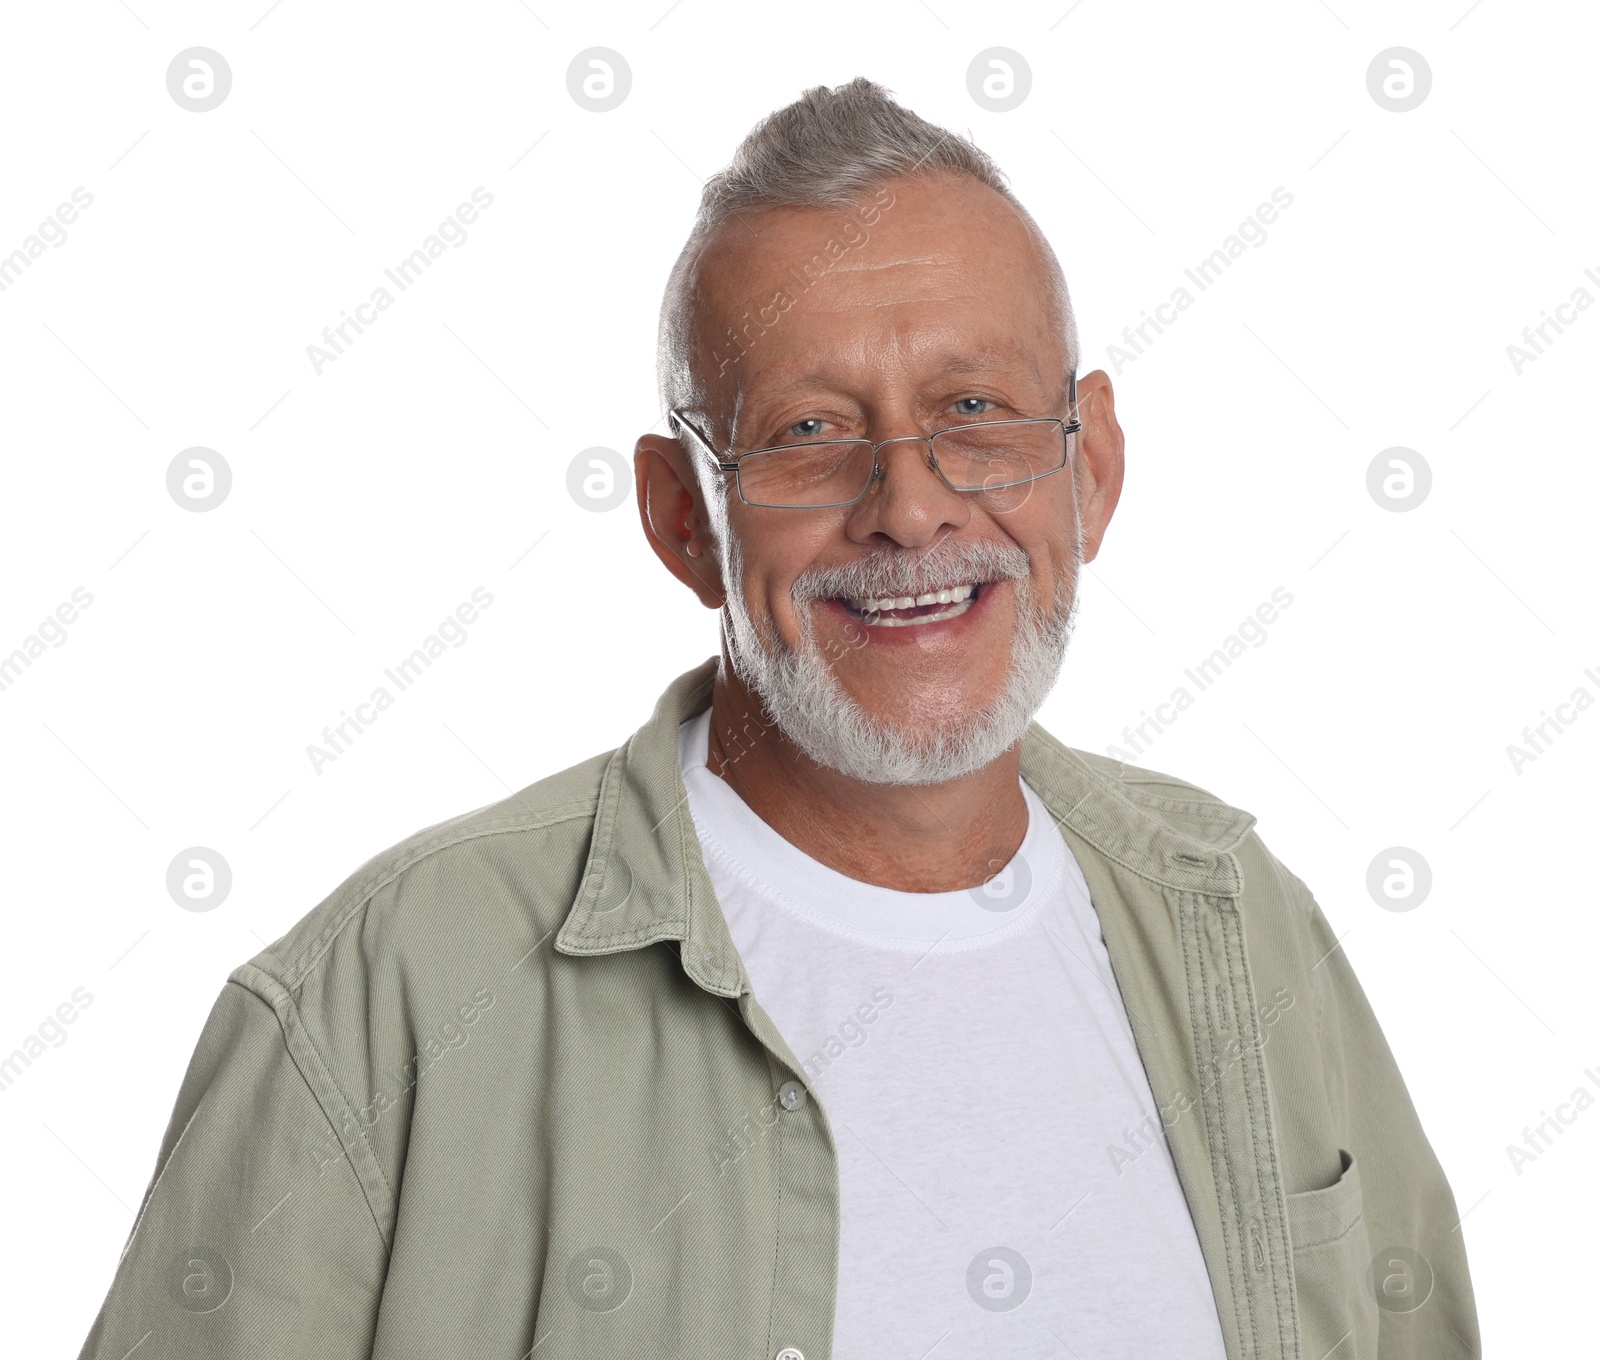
{"left": 661, "top": 172, "right": 1122, "bottom": 785}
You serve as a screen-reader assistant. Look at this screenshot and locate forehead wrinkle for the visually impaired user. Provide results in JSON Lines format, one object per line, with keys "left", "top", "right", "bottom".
{"left": 825, "top": 251, "right": 943, "bottom": 274}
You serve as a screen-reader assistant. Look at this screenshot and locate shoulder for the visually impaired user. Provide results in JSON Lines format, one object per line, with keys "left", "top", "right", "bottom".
{"left": 1027, "top": 728, "right": 1314, "bottom": 923}
{"left": 1090, "top": 749, "right": 1308, "bottom": 891}
{"left": 233, "top": 745, "right": 615, "bottom": 998}
{"left": 1077, "top": 748, "right": 1316, "bottom": 913}
{"left": 1032, "top": 727, "right": 1261, "bottom": 857}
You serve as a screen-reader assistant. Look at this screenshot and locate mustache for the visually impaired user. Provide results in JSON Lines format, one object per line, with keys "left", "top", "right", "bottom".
{"left": 790, "top": 539, "right": 1031, "bottom": 604}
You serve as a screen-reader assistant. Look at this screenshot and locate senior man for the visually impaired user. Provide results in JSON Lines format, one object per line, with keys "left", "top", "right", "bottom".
{"left": 78, "top": 79, "right": 1479, "bottom": 1360}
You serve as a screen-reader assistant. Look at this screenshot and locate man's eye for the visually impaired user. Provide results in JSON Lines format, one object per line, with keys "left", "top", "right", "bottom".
{"left": 786, "top": 418, "right": 825, "bottom": 439}
{"left": 951, "top": 397, "right": 992, "bottom": 416}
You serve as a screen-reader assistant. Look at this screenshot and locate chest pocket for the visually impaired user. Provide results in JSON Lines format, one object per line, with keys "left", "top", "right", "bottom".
{"left": 1285, "top": 1148, "right": 1380, "bottom": 1359}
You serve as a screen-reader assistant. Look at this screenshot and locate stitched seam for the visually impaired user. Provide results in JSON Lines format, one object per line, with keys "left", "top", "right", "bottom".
{"left": 1185, "top": 896, "right": 1257, "bottom": 1359}
{"left": 672, "top": 766, "right": 729, "bottom": 989}
{"left": 1120, "top": 786, "right": 1255, "bottom": 825}
{"left": 279, "top": 799, "right": 598, "bottom": 991}
{"left": 764, "top": 1047, "right": 783, "bottom": 1359}
{"left": 572, "top": 739, "right": 630, "bottom": 926}
{"left": 1117, "top": 776, "right": 1227, "bottom": 798}
{"left": 556, "top": 921, "right": 690, "bottom": 952}
{"left": 676, "top": 782, "right": 697, "bottom": 963}
{"left": 1221, "top": 906, "right": 1297, "bottom": 1359}
{"left": 1204, "top": 902, "right": 1261, "bottom": 1357}
{"left": 234, "top": 973, "right": 396, "bottom": 1251}
{"left": 1220, "top": 910, "right": 1279, "bottom": 1349}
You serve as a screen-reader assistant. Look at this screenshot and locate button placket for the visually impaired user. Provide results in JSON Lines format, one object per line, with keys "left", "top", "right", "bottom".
{"left": 735, "top": 988, "right": 837, "bottom": 1360}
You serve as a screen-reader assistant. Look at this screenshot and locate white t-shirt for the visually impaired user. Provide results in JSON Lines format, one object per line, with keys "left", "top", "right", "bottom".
{"left": 678, "top": 708, "right": 1229, "bottom": 1359}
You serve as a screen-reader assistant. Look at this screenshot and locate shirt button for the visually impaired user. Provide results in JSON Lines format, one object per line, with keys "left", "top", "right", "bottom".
{"left": 776, "top": 1349, "right": 805, "bottom": 1360}
{"left": 777, "top": 1079, "right": 807, "bottom": 1111}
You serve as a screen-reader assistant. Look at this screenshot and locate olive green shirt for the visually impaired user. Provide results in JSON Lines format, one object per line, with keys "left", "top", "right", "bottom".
{"left": 76, "top": 656, "right": 1480, "bottom": 1359}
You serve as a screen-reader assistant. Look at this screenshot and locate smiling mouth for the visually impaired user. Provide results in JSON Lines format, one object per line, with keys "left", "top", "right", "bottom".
{"left": 832, "top": 580, "right": 988, "bottom": 627}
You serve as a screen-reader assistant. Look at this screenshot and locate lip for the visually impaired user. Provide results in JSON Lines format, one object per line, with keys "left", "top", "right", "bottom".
{"left": 817, "top": 579, "right": 1005, "bottom": 647}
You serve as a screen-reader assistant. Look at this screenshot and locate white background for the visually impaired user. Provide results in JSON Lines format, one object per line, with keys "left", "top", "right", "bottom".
{"left": 2, "top": 0, "right": 1595, "bottom": 1352}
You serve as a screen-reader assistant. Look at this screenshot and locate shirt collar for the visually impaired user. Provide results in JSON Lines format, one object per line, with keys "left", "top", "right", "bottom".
{"left": 555, "top": 656, "right": 1257, "bottom": 995}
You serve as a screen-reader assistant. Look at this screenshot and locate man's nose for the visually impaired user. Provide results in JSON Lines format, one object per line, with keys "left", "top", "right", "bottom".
{"left": 847, "top": 424, "right": 970, "bottom": 546}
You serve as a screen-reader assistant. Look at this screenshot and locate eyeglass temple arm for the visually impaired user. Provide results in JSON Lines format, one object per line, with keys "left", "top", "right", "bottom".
{"left": 668, "top": 410, "right": 741, "bottom": 473}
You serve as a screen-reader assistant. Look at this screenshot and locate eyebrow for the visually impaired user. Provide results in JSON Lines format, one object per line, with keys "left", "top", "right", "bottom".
{"left": 743, "top": 343, "right": 1046, "bottom": 409}
{"left": 937, "top": 345, "right": 1042, "bottom": 379}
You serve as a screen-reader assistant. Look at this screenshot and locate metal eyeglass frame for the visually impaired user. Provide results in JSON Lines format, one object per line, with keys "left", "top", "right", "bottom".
{"left": 667, "top": 371, "right": 1081, "bottom": 510}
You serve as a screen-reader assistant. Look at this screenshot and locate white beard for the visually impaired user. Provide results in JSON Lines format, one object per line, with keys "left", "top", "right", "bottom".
{"left": 720, "top": 530, "right": 1084, "bottom": 787}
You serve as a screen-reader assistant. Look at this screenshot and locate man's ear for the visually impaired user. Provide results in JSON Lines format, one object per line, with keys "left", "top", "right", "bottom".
{"left": 634, "top": 432, "right": 726, "bottom": 609}
{"left": 1071, "top": 369, "right": 1125, "bottom": 565}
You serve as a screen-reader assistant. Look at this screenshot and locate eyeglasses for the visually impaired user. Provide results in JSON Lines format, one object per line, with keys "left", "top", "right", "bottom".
{"left": 668, "top": 372, "right": 1080, "bottom": 509}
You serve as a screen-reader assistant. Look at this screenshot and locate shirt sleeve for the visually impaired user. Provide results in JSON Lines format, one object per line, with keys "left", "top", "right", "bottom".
{"left": 1304, "top": 897, "right": 1484, "bottom": 1359}
{"left": 75, "top": 978, "right": 391, "bottom": 1359}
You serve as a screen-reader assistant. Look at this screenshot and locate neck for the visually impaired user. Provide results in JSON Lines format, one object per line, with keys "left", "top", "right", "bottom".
{"left": 702, "top": 655, "right": 1030, "bottom": 893}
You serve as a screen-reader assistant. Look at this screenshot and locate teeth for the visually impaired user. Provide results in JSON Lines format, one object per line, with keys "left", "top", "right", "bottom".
{"left": 844, "top": 582, "right": 978, "bottom": 614}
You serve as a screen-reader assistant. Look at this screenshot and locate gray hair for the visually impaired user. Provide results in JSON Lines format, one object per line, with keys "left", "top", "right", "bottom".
{"left": 655, "top": 76, "right": 1078, "bottom": 438}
